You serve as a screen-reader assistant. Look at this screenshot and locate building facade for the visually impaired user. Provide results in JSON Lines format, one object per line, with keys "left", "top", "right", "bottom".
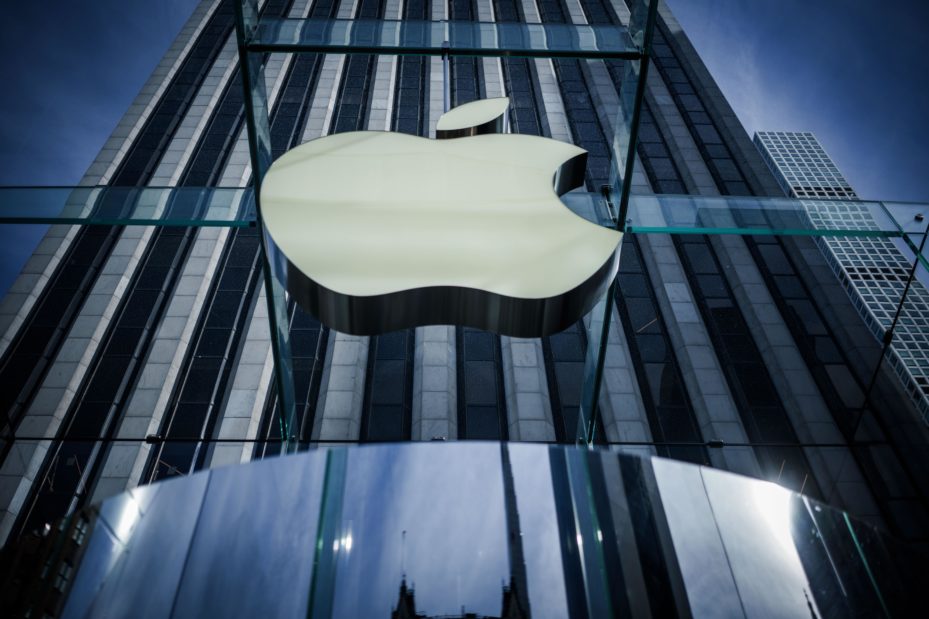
{"left": 755, "top": 130, "right": 929, "bottom": 421}
{"left": 1, "top": 0, "right": 927, "bottom": 557}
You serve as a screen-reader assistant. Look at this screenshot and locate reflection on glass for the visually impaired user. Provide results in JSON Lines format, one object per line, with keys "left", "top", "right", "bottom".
{"left": 249, "top": 19, "right": 637, "bottom": 58}
{"left": 0, "top": 186, "right": 254, "bottom": 226}
{"left": 0, "top": 187, "right": 924, "bottom": 240}
{"left": 39, "top": 444, "right": 925, "bottom": 619}
{"left": 508, "top": 444, "right": 569, "bottom": 619}
{"left": 702, "top": 468, "right": 821, "bottom": 618}
{"left": 752, "top": 481, "right": 800, "bottom": 558}
{"left": 625, "top": 194, "right": 918, "bottom": 237}
{"left": 330, "top": 444, "right": 510, "bottom": 618}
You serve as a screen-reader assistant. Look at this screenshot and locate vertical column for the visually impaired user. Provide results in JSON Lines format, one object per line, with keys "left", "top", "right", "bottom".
{"left": 239, "top": 0, "right": 301, "bottom": 454}
{"left": 478, "top": 0, "right": 506, "bottom": 100}
{"left": 412, "top": 327, "right": 457, "bottom": 440}
{"left": 490, "top": 0, "right": 556, "bottom": 441}
{"left": 577, "top": 0, "right": 659, "bottom": 442}
{"left": 213, "top": 0, "right": 357, "bottom": 456}
{"left": 635, "top": 73, "right": 755, "bottom": 474}
{"left": 637, "top": 232, "right": 758, "bottom": 474}
{"left": 314, "top": 334, "right": 368, "bottom": 441}
{"left": 209, "top": 287, "right": 277, "bottom": 466}
{"left": 428, "top": 0, "right": 448, "bottom": 138}
{"left": 409, "top": 0, "right": 460, "bottom": 440}
{"left": 367, "top": 0, "right": 403, "bottom": 131}
{"left": 501, "top": 337, "right": 555, "bottom": 440}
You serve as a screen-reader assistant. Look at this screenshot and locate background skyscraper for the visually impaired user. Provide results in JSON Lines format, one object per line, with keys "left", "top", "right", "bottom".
{"left": 755, "top": 131, "right": 929, "bottom": 422}
{"left": 0, "top": 0, "right": 926, "bottom": 552}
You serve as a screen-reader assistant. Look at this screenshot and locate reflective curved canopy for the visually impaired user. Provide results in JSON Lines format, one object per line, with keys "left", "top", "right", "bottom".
{"left": 59, "top": 443, "right": 922, "bottom": 619}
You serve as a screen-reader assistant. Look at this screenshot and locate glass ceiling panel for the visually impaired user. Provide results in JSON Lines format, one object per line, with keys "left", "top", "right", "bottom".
{"left": 246, "top": 18, "right": 639, "bottom": 59}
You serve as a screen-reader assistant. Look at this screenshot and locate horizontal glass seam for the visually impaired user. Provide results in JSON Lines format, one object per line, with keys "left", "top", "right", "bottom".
{"left": 0, "top": 186, "right": 256, "bottom": 227}
{"left": 245, "top": 18, "right": 643, "bottom": 59}
{"left": 0, "top": 187, "right": 925, "bottom": 239}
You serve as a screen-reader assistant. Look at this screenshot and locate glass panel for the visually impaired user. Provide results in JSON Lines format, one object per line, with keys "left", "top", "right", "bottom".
{"left": 248, "top": 18, "right": 638, "bottom": 59}
{"left": 651, "top": 458, "right": 744, "bottom": 617}
{"left": 628, "top": 0, "right": 659, "bottom": 49}
{"left": 0, "top": 186, "right": 254, "bottom": 226}
{"left": 578, "top": 288, "right": 612, "bottom": 443}
{"left": 46, "top": 444, "right": 929, "bottom": 617}
{"left": 171, "top": 452, "right": 327, "bottom": 618}
{"left": 698, "top": 465, "right": 826, "bottom": 617}
{"left": 884, "top": 203, "right": 929, "bottom": 277}
{"left": 0, "top": 188, "right": 921, "bottom": 238}
{"left": 60, "top": 475, "right": 209, "bottom": 619}
{"left": 852, "top": 220, "right": 929, "bottom": 434}
{"left": 624, "top": 193, "right": 916, "bottom": 237}
{"left": 236, "top": 0, "right": 297, "bottom": 452}
{"left": 323, "top": 444, "right": 511, "bottom": 618}
{"left": 608, "top": 49, "right": 644, "bottom": 217}
{"left": 889, "top": 239, "right": 929, "bottom": 424}
{"left": 507, "top": 444, "right": 571, "bottom": 617}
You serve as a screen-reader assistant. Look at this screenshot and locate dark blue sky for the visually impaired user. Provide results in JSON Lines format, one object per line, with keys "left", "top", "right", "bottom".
{"left": 667, "top": 0, "right": 929, "bottom": 203}
{"left": 1, "top": 0, "right": 927, "bottom": 296}
{"left": 0, "top": 0, "right": 199, "bottom": 296}
{"left": 0, "top": 0, "right": 200, "bottom": 184}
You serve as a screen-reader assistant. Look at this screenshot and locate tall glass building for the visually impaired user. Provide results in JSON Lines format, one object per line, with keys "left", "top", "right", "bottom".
{"left": 755, "top": 130, "right": 929, "bottom": 421}
{"left": 0, "top": 1, "right": 927, "bottom": 614}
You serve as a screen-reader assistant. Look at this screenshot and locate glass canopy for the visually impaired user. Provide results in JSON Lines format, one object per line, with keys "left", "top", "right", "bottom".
{"left": 1, "top": 0, "right": 927, "bottom": 464}
{"left": 2, "top": 186, "right": 926, "bottom": 241}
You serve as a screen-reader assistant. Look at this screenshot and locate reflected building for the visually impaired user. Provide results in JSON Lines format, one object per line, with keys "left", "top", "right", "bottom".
{"left": 391, "top": 577, "right": 529, "bottom": 619}
{"left": 5, "top": 443, "right": 926, "bottom": 618}
{"left": 1, "top": 0, "right": 928, "bottom": 614}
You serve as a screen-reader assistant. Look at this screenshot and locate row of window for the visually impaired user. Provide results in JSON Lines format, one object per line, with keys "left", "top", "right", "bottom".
{"left": 12, "top": 0, "right": 298, "bottom": 538}
{"left": 0, "top": 0, "right": 241, "bottom": 471}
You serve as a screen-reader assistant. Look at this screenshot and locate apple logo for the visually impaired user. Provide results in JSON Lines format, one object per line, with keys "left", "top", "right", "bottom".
{"left": 260, "top": 97, "right": 622, "bottom": 337}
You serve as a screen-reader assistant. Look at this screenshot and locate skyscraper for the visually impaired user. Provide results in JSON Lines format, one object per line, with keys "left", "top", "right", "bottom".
{"left": 1, "top": 0, "right": 927, "bottom": 562}
{"left": 755, "top": 130, "right": 929, "bottom": 421}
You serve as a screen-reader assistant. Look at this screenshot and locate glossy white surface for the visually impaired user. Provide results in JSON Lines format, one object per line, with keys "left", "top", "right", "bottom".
{"left": 436, "top": 97, "right": 509, "bottom": 132}
{"left": 261, "top": 131, "right": 621, "bottom": 299}
{"left": 435, "top": 97, "right": 510, "bottom": 131}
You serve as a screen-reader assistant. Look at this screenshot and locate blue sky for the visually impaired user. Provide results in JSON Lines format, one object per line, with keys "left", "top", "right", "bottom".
{"left": 1, "top": 0, "right": 927, "bottom": 296}
{"left": 0, "top": 0, "right": 199, "bottom": 296}
{"left": 666, "top": 0, "right": 929, "bottom": 203}
{"left": 0, "top": 1, "right": 200, "bottom": 185}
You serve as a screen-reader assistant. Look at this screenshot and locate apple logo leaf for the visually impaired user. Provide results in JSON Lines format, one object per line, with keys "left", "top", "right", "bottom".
{"left": 436, "top": 97, "right": 509, "bottom": 138}
{"left": 260, "top": 97, "right": 622, "bottom": 337}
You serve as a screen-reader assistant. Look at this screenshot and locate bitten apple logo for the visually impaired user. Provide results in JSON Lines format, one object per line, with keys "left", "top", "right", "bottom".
{"left": 260, "top": 98, "right": 622, "bottom": 337}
